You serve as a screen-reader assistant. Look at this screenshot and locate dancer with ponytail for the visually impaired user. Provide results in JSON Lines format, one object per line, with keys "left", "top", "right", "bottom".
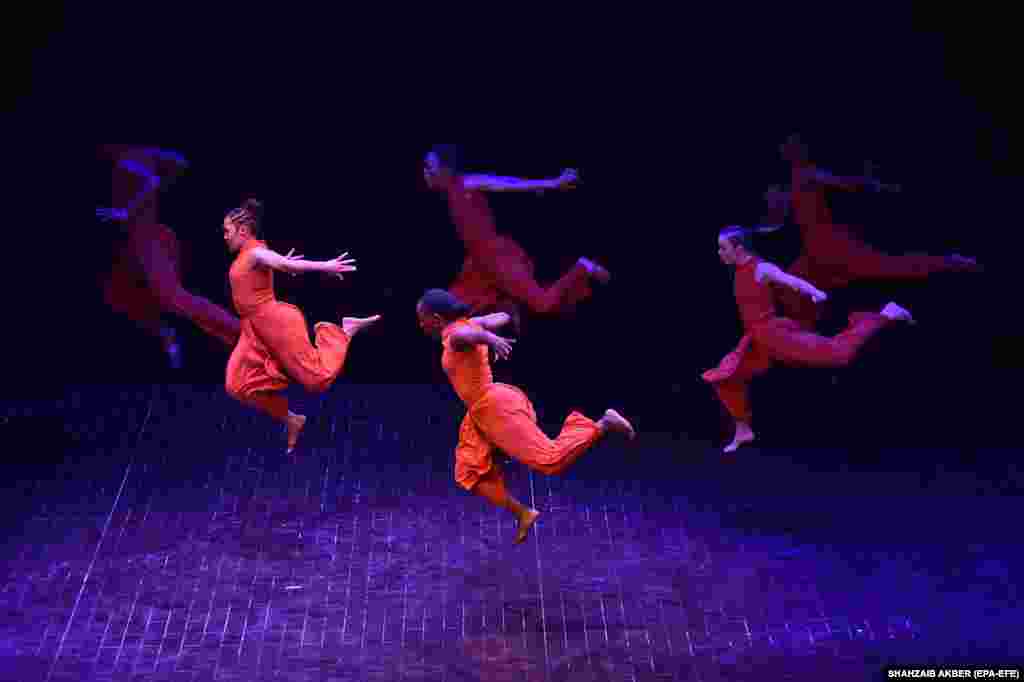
{"left": 222, "top": 199, "right": 381, "bottom": 453}
{"left": 416, "top": 288, "right": 635, "bottom": 544}
{"left": 703, "top": 226, "right": 915, "bottom": 453}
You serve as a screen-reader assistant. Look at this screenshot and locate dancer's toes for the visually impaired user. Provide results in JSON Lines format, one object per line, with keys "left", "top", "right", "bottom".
{"left": 881, "top": 302, "right": 915, "bottom": 325}
{"left": 579, "top": 257, "right": 611, "bottom": 285}
{"left": 342, "top": 315, "right": 382, "bottom": 337}
{"left": 601, "top": 409, "right": 636, "bottom": 440}
{"left": 286, "top": 414, "right": 307, "bottom": 454}
{"left": 724, "top": 423, "right": 755, "bottom": 454}
{"left": 723, "top": 434, "right": 755, "bottom": 454}
{"left": 949, "top": 253, "right": 983, "bottom": 272}
{"left": 514, "top": 509, "right": 541, "bottom": 545}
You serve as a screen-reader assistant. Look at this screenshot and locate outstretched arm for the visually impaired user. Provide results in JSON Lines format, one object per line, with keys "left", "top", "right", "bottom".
{"left": 462, "top": 168, "right": 578, "bottom": 193}
{"left": 448, "top": 325, "right": 515, "bottom": 360}
{"left": 468, "top": 312, "right": 511, "bottom": 331}
{"left": 250, "top": 248, "right": 357, "bottom": 279}
{"left": 800, "top": 166, "right": 896, "bottom": 193}
{"left": 755, "top": 262, "right": 827, "bottom": 303}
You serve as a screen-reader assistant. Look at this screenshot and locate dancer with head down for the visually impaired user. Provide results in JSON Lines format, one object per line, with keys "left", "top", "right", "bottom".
{"left": 417, "top": 288, "right": 635, "bottom": 544}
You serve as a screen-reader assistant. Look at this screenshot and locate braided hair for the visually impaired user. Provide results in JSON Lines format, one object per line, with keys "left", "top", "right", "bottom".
{"left": 226, "top": 198, "right": 265, "bottom": 237}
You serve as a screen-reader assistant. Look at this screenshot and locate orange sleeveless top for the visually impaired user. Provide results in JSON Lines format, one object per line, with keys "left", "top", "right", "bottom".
{"left": 228, "top": 239, "right": 276, "bottom": 318}
{"left": 441, "top": 319, "right": 494, "bottom": 407}
{"left": 734, "top": 257, "right": 777, "bottom": 330}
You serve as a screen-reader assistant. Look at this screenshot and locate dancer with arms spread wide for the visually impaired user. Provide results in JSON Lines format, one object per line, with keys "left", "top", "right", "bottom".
{"left": 417, "top": 289, "right": 635, "bottom": 544}
{"left": 703, "top": 226, "right": 915, "bottom": 453}
{"left": 223, "top": 199, "right": 380, "bottom": 453}
{"left": 776, "top": 134, "right": 980, "bottom": 329}
{"left": 423, "top": 145, "right": 610, "bottom": 334}
{"left": 97, "top": 145, "right": 241, "bottom": 367}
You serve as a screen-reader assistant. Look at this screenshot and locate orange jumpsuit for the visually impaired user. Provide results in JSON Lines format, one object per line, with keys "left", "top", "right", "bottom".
{"left": 224, "top": 240, "right": 350, "bottom": 419}
{"left": 442, "top": 319, "right": 601, "bottom": 502}
{"left": 702, "top": 257, "right": 893, "bottom": 423}
{"left": 443, "top": 176, "right": 593, "bottom": 321}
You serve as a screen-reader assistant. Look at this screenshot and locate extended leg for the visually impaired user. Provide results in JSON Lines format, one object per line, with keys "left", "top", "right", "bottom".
{"left": 703, "top": 342, "right": 773, "bottom": 453}
{"left": 478, "top": 239, "right": 598, "bottom": 316}
{"left": 252, "top": 307, "right": 379, "bottom": 395}
{"left": 133, "top": 228, "right": 242, "bottom": 348}
{"left": 834, "top": 235, "right": 980, "bottom": 282}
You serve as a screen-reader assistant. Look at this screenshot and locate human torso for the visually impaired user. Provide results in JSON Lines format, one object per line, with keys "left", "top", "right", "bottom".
{"left": 790, "top": 162, "right": 834, "bottom": 233}
{"left": 734, "top": 257, "right": 778, "bottom": 330}
{"left": 444, "top": 176, "right": 500, "bottom": 246}
{"left": 441, "top": 319, "right": 494, "bottom": 406}
{"left": 228, "top": 240, "right": 276, "bottom": 318}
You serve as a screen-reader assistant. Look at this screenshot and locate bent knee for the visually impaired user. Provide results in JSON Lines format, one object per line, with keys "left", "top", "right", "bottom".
{"left": 523, "top": 298, "right": 558, "bottom": 316}
{"left": 833, "top": 349, "right": 857, "bottom": 368}
{"left": 225, "top": 382, "right": 244, "bottom": 401}
{"left": 299, "top": 378, "right": 332, "bottom": 395}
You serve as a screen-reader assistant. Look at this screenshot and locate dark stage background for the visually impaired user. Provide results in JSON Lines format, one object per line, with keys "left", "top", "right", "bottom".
{"left": 1, "top": 12, "right": 1023, "bottom": 679}
{"left": 4, "top": 11, "right": 1022, "bottom": 465}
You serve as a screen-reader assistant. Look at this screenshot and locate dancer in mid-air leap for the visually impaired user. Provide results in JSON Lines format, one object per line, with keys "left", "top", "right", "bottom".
{"left": 423, "top": 145, "right": 610, "bottom": 334}
{"left": 222, "top": 199, "right": 380, "bottom": 453}
{"left": 97, "top": 145, "right": 241, "bottom": 367}
{"left": 703, "top": 226, "right": 915, "bottom": 453}
{"left": 417, "top": 288, "right": 635, "bottom": 544}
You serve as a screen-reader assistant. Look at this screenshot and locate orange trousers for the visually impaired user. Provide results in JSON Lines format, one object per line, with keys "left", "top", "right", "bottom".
{"left": 703, "top": 313, "right": 891, "bottom": 423}
{"left": 450, "top": 235, "right": 592, "bottom": 319}
{"left": 455, "top": 384, "right": 602, "bottom": 504}
{"left": 225, "top": 301, "right": 349, "bottom": 419}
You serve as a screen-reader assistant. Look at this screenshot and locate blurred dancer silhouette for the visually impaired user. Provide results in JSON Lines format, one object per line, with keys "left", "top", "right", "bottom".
{"left": 97, "top": 145, "right": 240, "bottom": 368}
{"left": 775, "top": 134, "right": 980, "bottom": 329}
{"left": 423, "top": 145, "right": 609, "bottom": 335}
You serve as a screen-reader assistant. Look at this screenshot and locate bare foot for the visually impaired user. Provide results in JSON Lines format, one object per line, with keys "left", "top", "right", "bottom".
{"left": 286, "top": 414, "right": 307, "bottom": 454}
{"left": 724, "top": 432, "right": 755, "bottom": 454}
{"left": 342, "top": 315, "right": 382, "bottom": 337}
{"left": 881, "top": 302, "right": 916, "bottom": 325}
{"left": 514, "top": 509, "right": 540, "bottom": 545}
{"left": 598, "top": 409, "right": 636, "bottom": 440}
{"left": 579, "top": 257, "right": 611, "bottom": 285}
{"left": 949, "top": 253, "right": 983, "bottom": 272}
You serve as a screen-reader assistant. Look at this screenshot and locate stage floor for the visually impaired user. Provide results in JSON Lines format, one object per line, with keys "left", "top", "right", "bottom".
{"left": 1, "top": 384, "right": 1019, "bottom": 681}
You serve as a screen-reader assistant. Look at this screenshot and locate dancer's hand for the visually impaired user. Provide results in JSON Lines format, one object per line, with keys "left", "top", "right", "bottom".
{"left": 486, "top": 332, "right": 515, "bottom": 361}
{"left": 809, "top": 287, "right": 828, "bottom": 304}
{"left": 96, "top": 207, "right": 129, "bottom": 222}
{"left": 151, "top": 148, "right": 189, "bottom": 169}
{"left": 323, "top": 251, "right": 357, "bottom": 280}
{"left": 557, "top": 168, "right": 580, "bottom": 190}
